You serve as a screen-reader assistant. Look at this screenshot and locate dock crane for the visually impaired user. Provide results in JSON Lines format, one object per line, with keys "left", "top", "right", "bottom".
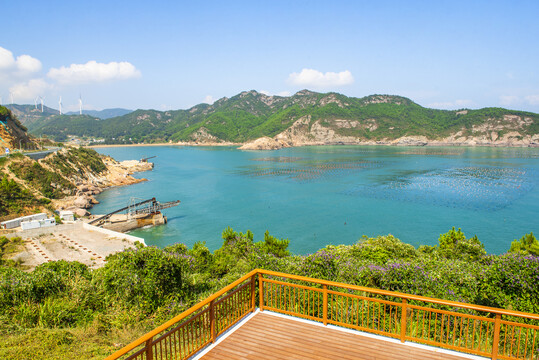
{"left": 88, "top": 197, "right": 180, "bottom": 227}
{"left": 140, "top": 156, "right": 157, "bottom": 163}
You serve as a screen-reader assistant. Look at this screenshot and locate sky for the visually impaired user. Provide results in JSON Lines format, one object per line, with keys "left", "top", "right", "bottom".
{"left": 1, "top": 0, "right": 538, "bottom": 113}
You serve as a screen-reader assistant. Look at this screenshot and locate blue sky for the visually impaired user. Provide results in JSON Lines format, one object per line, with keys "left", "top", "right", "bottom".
{"left": 1, "top": 0, "right": 538, "bottom": 113}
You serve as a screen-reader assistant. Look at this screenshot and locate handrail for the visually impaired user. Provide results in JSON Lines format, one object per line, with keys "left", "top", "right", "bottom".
{"left": 106, "top": 269, "right": 539, "bottom": 360}
{"left": 257, "top": 269, "right": 539, "bottom": 321}
{"left": 104, "top": 269, "right": 258, "bottom": 360}
{"left": 258, "top": 270, "right": 539, "bottom": 360}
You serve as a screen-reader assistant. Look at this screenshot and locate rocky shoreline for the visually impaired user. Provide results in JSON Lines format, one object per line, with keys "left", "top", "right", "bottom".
{"left": 239, "top": 137, "right": 539, "bottom": 150}
{"left": 90, "top": 136, "right": 539, "bottom": 151}
{"left": 239, "top": 128, "right": 539, "bottom": 150}
{"left": 52, "top": 158, "right": 153, "bottom": 217}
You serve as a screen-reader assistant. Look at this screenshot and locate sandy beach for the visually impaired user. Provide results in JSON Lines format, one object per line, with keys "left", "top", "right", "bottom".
{"left": 87, "top": 142, "right": 241, "bottom": 148}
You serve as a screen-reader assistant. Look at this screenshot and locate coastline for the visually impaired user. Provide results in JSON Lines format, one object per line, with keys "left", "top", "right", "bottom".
{"left": 86, "top": 140, "right": 539, "bottom": 150}
{"left": 52, "top": 157, "right": 154, "bottom": 217}
{"left": 87, "top": 141, "right": 241, "bottom": 149}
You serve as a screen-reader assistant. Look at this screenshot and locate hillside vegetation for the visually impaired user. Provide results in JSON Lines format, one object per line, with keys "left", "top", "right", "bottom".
{"left": 0, "top": 106, "right": 37, "bottom": 151}
{"left": 0, "top": 227, "right": 537, "bottom": 359}
{"left": 5, "top": 105, "right": 132, "bottom": 130}
{"left": 0, "top": 147, "right": 108, "bottom": 221}
{"left": 22, "top": 90, "right": 539, "bottom": 145}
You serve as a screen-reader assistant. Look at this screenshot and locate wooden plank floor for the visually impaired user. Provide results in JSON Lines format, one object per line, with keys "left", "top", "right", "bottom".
{"left": 200, "top": 312, "right": 481, "bottom": 360}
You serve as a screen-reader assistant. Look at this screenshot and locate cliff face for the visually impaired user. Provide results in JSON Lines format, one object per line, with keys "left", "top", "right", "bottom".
{"left": 0, "top": 106, "right": 38, "bottom": 151}
{"left": 240, "top": 113, "right": 539, "bottom": 150}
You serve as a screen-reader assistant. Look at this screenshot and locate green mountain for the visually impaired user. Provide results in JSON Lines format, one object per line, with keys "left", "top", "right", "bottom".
{"left": 5, "top": 104, "right": 59, "bottom": 129}
{"left": 25, "top": 90, "right": 539, "bottom": 146}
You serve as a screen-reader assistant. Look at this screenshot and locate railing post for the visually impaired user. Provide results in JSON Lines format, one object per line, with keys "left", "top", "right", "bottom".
{"left": 491, "top": 313, "right": 501, "bottom": 360}
{"left": 210, "top": 300, "right": 216, "bottom": 343}
{"left": 250, "top": 274, "right": 256, "bottom": 312}
{"left": 258, "top": 273, "right": 264, "bottom": 311}
{"left": 400, "top": 299, "right": 407, "bottom": 343}
{"left": 323, "top": 284, "right": 328, "bottom": 326}
{"left": 145, "top": 338, "right": 153, "bottom": 360}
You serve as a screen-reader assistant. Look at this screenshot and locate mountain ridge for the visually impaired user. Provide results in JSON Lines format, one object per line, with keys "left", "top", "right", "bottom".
{"left": 65, "top": 108, "right": 132, "bottom": 119}
{"left": 14, "top": 90, "right": 539, "bottom": 147}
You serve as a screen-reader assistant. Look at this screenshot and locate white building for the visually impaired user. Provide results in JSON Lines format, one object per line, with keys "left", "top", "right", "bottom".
{"left": 59, "top": 210, "right": 74, "bottom": 222}
{"left": 1, "top": 213, "right": 48, "bottom": 229}
{"left": 20, "top": 218, "right": 56, "bottom": 231}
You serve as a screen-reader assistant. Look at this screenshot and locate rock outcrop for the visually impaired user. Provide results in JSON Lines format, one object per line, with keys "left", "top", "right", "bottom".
{"left": 49, "top": 151, "right": 154, "bottom": 214}
{"left": 0, "top": 106, "right": 38, "bottom": 151}
{"left": 237, "top": 114, "right": 539, "bottom": 150}
{"left": 239, "top": 137, "right": 291, "bottom": 150}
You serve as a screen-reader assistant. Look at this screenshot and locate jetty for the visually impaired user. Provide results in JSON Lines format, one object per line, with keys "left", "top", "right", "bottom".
{"left": 89, "top": 197, "right": 180, "bottom": 232}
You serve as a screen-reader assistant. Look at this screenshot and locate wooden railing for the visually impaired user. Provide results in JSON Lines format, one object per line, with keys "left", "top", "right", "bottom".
{"left": 106, "top": 269, "right": 539, "bottom": 360}
{"left": 105, "top": 270, "right": 257, "bottom": 360}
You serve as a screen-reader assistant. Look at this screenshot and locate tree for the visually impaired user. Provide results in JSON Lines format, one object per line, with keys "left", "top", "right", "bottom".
{"left": 260, "top": 230, "right": 290, "bottom": 258}
{"left": 437, "top": 227, "right": 486, "bottom": 260}
{"left": 509, "top": 232, "right": 539, "bottom": 256}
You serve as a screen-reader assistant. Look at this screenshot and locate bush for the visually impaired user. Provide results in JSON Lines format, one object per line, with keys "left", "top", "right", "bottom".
{"left": 352, "top": 234, "right": 417, "bottom": 264}
{"left": 93, "top": 246, "right": 195, "bottom": 312}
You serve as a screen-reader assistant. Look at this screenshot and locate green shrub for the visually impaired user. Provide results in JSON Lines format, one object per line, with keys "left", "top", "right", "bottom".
{"left": 93, "top": 246, "right": 195, "bottom": 312}
{"left": 427, "top": 227, "right": 486, "bottom": 261}
{"left": 509, "top": 232, "right": 539, "bottom": 256}
{"left": 352, "top": 234, "right": 417, "bottom": 264}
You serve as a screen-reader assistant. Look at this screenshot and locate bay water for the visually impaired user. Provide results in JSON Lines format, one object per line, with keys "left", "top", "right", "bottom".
{"left": 93, "top": 145, "right": 539, "bottom": 255}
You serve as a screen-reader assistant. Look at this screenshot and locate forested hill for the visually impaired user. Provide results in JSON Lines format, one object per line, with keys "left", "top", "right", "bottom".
{"left": 25, "top": 90, "right": 539, "bottom": 146}
{"left": 6, "top": 105, "right": 132, "bottom": 132}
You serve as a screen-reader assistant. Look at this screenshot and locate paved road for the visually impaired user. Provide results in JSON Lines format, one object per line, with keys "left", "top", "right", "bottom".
{"left": 1, "top": 147, "right": 60, "bottom": 160}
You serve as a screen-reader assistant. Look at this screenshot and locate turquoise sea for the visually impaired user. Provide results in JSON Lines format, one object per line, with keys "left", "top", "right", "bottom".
{"left": 92, "top": 146, "right": 539, "bottom": 255}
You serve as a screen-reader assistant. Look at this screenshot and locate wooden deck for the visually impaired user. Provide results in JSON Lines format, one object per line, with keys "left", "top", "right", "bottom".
{"left": 199, "top": 311, "right": 483, "bottom": 360}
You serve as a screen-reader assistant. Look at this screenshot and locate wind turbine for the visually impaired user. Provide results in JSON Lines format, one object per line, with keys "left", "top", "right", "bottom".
{"left": 10, "top": 92, "right": 14, "bottom": 105}
{"left": 59, "top": 96, "right": 62, "bottom": 115}
{"left": 79, "top": 94, "right": 83, "bottom": 115}
{"left": 39, "top": 96, "right": 44, "bottom": 112}
{"left": 34, "top": 97, "right": 39, "bottom": 109}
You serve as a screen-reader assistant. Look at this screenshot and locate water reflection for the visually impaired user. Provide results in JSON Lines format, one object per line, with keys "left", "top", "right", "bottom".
{"left": 233, "top": 158, "right": 383, "bottom": 182}
{"left": 345, "top": 167, "right": 536, "bottom": 211}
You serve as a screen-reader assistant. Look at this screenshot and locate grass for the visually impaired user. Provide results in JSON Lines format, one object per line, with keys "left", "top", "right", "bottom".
{"left": 0, "top": 324, "right": 150, "bottom": 360}
{"left": 0, "top": 237, "right": 28, "bottom": 269}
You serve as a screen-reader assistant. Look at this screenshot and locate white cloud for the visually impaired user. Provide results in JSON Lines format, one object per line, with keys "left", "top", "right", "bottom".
{"left": 203, "top": 95, "right": 215, "bottom": 104}
{"left": 427, "top": 99, "right": 473, "bottom": 109}
{"left": 287, "top": 68, "right": 354, "bottom": 89}
{"left": 0, "top": 47, "right": 15, "bottom": 69}
{"left": 9, "top": 78, "right": 52, "bottom": 102}
{"left": 47, "top": 60, "right": 141, "bottom": 84}
{"left": 524, "top": 95, "right": 539, "bottom": 106}
{"left": 259, "top": 90, "right": 291, "bottom": 97}
{"left": 499, "top": 95, "right": 520, "bottom": 107}
{"left": 16, "top": 55, "right": 42, "bottom": 73}
{"left": 0, "top": 46, "right": 42, "bottom": 77}
{"left": 454, "top": 99, "right": 473, "bottom": 107}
